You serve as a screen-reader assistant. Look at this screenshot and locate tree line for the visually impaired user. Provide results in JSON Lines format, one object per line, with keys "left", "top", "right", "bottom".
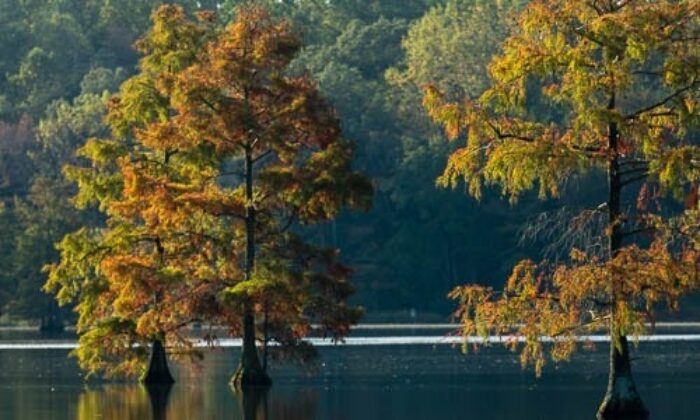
{"left": 0, "top": 1, "right": 698, "bottom": 418}
{"left": 1, "top": 0, "right": 534, "bottom": 326}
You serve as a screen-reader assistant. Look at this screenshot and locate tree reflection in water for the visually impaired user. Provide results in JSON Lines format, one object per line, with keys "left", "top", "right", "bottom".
{"left": 145, "top": 384, "right": 173, "bottom": 420}
{"left": 234, "top": 386, "right": 269, "bottom": 420}
{"left": 77, "top": 384, "right": 319, "bottom": 419}
{"left": 78, "top": 386, "right": 152, "bottom": 420}
{"left": 231, "top": 386, "right": 319, "bottom": 420}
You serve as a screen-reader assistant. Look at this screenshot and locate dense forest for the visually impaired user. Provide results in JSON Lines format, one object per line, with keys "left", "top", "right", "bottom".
{"left": 0, "top": 0, "right": 697, "bottom": 327}
{"left": 0, "top": 0, "right": 537, "bottom": 326}
{"left": 1, "top": 1, "right": 698, "bottom": 417}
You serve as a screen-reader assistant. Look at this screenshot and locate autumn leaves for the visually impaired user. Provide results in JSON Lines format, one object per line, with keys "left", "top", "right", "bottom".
{"left": 45, "top": 4, "right": 371, "bottom": 385}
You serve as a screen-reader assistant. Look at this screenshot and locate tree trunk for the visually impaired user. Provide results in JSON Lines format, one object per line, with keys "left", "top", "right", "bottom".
{"left": 598, "top": 333, "right": 647, "bottom": 419}
{"left": 231, "top": 143, "right": 271, "bottom": 390}
{"left": 39, "top": 315, "right": 64, "bottom": 333}
{"left": 39, "top": 301, "right": 64, "bottom": 333}
{"left": 597, "top": 95, "right": 647, "bottom": 419}
{"left": 142, "top": 339, "right": 175, "bottom": 385}
{"left": 262, "top": 305, "right": 269, "bottom": 373}
{"left": 232, "top": 308, "right": 270, "bottom": 389}
{"left": 145, "top": 382, "right": 173, "bottom": 420}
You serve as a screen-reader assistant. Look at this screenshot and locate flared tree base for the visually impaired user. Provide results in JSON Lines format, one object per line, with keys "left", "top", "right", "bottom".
{"left": 230, "top": 363, "right": 271, "bottom": 391}
{"left": 141, "top": 340, "right": 175, "bottom": 386}
{"left": 597, "top": 389, "right": 648, "bottom": 420}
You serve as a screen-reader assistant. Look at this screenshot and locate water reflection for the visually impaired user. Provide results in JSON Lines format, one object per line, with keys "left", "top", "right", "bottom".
{"left": 76, "top": 384, "right": 318, "bottom": 420}
{"left": 78, "top": 386, "right": 153, "bottom": 420}
{"left": 5, "top": 343, "right": 700, "bottom": 419}
{"left": 146, "top": 385, "right": 173, "bottom": 420}
{"left": 232, "top": 387, "right": 319, "bottom": 420}
{"left": 235, "top": 387, "right": 268, "bottom": 420}
{"left": 267, "top": 389, "right": 318, "bottom": 419}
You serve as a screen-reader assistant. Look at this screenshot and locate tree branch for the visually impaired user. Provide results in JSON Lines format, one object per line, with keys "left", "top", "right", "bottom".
{"left": 199, "top": 96, "right": 220, "bottom": 113}
{"left": 252, "top": 149, "right": 273, "bottom": 164}
{"left": 620, "top": 173, "right": 650, "bottom": 187}
{"left": 619, "top": 159, "right": 649, "bottom": 167}
{"left": 624, "top": 81, "right": 699, "bottom": 120}
{"left": 621, "top": 226, "right": 656, "bottom": 238}
{"left": 619, "top": 167, "right": 649, "bottom": 177}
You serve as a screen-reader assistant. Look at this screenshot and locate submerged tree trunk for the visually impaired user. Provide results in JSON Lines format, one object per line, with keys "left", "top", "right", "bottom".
{"left": 142, "top": 339, "right": 175, "bottom": 385}
{"left": 39, "top": 315, "right": 64, "bottom": 333}
{"left": 232, "top": 308, "right": 270, "bottom": 389}
{"left": 262, "top": 304, "right": 269, "bottom": 373}
{"left": 598, "top": 96, "right": 647, "bottom": 419}
{"left": 598, "top": 333, "right": 647, "bottom": 419}
{"left": 232, "top": 143, "right": 271, "bottom": 390}
{"left": 40, "top": 301, "right": 64, "bottom": 333}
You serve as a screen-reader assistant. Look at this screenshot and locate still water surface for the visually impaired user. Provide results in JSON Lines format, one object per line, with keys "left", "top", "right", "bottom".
{"left": 2, "top": 329, "right": 700, "bottom": 419}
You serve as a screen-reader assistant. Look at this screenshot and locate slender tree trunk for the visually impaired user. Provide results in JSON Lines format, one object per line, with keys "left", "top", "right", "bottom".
{"left": 599, "top": 333, "right": 647, "bottom": 418}
{"left": 232, "top": 143, "right": 271, "bottom": 389}
{"left": 142, "top": 338, "right": 175, "bottom": 385}
{"left": 262, "top": 304, "right": 269, "bottom": 373}
{"left": 597, "top": 94, "right": 647, "bottom": 419}
{"left": 40, "top": 301, "right": 64, "bottom": 333}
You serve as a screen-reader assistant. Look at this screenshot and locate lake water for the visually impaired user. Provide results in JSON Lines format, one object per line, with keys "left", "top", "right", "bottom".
{"left": 2, "top": 328, "right": 700, "bottom": 419}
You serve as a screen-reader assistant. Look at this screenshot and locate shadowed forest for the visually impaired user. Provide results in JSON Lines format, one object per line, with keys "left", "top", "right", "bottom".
{"left": 0, "top": 0, "right": 541, "bottom": 326}
{"left": 0, "top": 1, "right": 699, "bottom": 418}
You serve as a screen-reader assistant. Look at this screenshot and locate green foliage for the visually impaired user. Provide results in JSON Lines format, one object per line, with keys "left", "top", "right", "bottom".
{"left": 285, "top": 0, "right": 533, "bottom": 314}
{"left": 79, "top": 67, "right": 129, "bottom": 96}
{"left": 46, "top": 4, "right": 371, "bottom": 378}
{"left": 0, "top": 0, "right": 183, "bottom": 325}
{"left": 390, "top": 0, "right": 524, "bottom": 100}
{"left": 0, "top": 201, "right": 19, "bottom": 314}
{"left": 10, "top": 177, "right": 81, "bottom": 324}
{"left": 429, "top": 0, "right": 700, "bottom": 374}
{"left": 427, "top": 0, "right": 700, "bottom": 201}
{"left": 6, "top": 0, "right": 694, "bottom": 331}
{"left": 0, "top": 115, "right": 34, "bottom": 198}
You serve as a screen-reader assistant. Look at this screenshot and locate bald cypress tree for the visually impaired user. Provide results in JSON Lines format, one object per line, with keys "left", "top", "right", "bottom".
{"left": 425, "top": 1, "right": 699, "bottom": 417}
{"left": 46, "top": 4, "right": 371, "bottom": 386}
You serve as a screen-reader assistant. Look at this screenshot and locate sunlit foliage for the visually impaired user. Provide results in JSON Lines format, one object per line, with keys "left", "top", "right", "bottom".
{"left": 390, "top": 0, "right": 525, "bottom": 100}
{"left": 427, "top": 0, "right": 700, "bottom": 375}
{"left": 45, "top": 4, "right": 371, "bottom": 378}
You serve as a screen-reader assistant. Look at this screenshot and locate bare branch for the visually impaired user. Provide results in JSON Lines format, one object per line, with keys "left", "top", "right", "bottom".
{"left": 619, "top": 168, "right": 649, "bottom": 177}
{"left": 621, "top": 226, "right": 656, "bottom": 238}
{"left": 252, "top": 149, "right": 273, "bottom": 164}
{"left": 620, "top": 174, "right": 649, "bottom": 187}
{"left": 624, "top": 80, "right": 699, "bottom": 120}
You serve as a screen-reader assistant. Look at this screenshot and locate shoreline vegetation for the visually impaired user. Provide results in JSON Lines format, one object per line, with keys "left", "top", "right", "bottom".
{"left": 6, "top": 322, "right": 700, "bottom": 333}
{"left": 0, "top": 1, "right": 697, "bottom": 418}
